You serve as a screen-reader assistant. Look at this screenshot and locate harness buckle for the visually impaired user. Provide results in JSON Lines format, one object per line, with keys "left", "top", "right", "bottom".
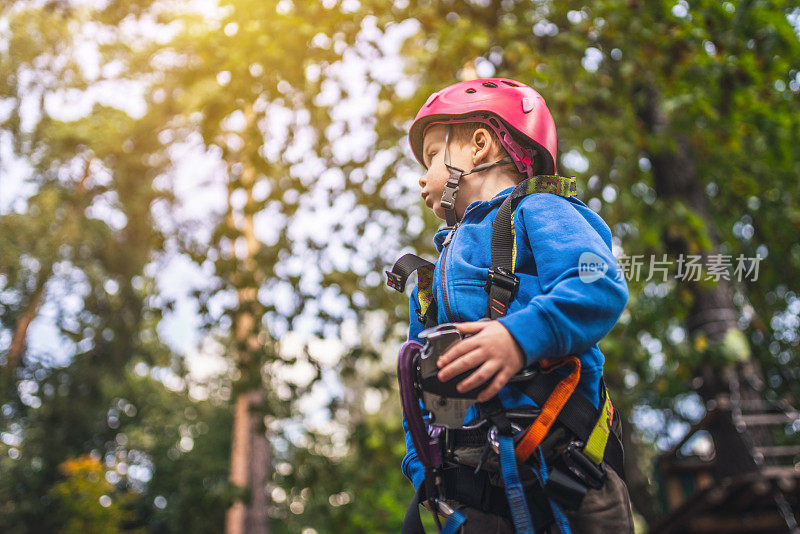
{"left": 485, "top": 266, "right": 520, "bottom": 297}
{"left": 562, "top": 441, "right": 606, "bottom": 490}
{"left": 487, "top": 423, "right": 524, "bottom": 455}
{"left": 385, "top": 270, "right": 405, "bottom": 292}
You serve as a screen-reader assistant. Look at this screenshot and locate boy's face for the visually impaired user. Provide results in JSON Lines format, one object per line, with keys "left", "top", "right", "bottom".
{"left": 419, "top": 124, "right": 475, "bottom": 221}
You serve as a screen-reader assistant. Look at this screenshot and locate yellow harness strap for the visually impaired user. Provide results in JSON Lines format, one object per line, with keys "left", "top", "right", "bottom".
{"left": 583, "top": 392, "right": 614, "bottom": 465}
{"left": 416, "top": 264, "right": 435, "bottom": 318}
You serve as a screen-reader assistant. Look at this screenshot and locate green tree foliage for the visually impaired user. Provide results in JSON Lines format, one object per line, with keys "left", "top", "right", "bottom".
{"left": 270, "top": 414, "right": 409, "bottom": 533}
{"left": 116, "top": 370, "right": 233, "bottom": 532}
{"left": 0, "top": 2, "right": 225, "bottom": 531}
{"left": 0, "top": 357, "right": 233, "bottom": 531}
{"left": 1, "top": 0, "right": 404, "bottom": 531}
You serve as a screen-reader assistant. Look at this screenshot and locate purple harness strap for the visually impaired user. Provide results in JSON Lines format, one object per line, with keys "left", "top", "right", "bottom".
{"left": 398, "top": 341, "right": 442, "bottom": 469}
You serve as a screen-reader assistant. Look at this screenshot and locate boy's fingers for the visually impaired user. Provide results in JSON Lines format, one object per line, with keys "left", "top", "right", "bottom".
{"left": 476, "top": 369, "right": 513, "bottom": 403}
{"left": 454, "top": 321, "right": 489, "bottom": 335}
{"left": 437, "top": 348, "right": 485, "bottom": 382}
{"left": 437, "top": 321, "right": 492, "bottom": 367}
{"left": 437, "top": 336, "right": 480, "bottom": 368}
{"left": 456, "top": 360, "right": 500, "bottom": 393}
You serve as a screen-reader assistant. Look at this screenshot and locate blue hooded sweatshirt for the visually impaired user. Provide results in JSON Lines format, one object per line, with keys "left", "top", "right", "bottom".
{"left": 401, "top": 185, "right": 629, "bottom": 491}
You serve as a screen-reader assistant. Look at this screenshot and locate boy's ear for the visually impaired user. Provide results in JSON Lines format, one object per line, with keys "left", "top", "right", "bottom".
{"left": 471, "top": 128, "right": 495, "bottom": 164}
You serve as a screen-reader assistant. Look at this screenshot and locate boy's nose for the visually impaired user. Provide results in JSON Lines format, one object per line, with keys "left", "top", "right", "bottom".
{"left": 419, "top": 174, "right": 427, "bottom": 188}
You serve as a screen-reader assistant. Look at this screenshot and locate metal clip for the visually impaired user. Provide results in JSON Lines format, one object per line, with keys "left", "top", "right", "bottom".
{"left": 436, "top": 500, "right": 455, "bottom": 518}
{"left": 562, "top": 441, "right": 606, "bottom": 489}
{"left": 487, "top": 423, "right": 524, "bottom": 454}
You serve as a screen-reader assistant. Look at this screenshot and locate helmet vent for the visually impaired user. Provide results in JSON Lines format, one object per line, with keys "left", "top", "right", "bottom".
{"left": 424, "top": 92, "right": 440, "bottom": 107}
{"left": 502, "top": 81, "right": 519, "bottom": 87}
{"left": 522, "top": 98, "right": 534, "bottom": 113}
{"left": 465, "top": 88, "right": 476, "bottom": 93}
{"left": 482, "top": 81, "right": 498, "bottom": 88}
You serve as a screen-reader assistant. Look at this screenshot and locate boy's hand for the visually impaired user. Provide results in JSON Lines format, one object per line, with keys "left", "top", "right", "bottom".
{"left": 436, "top": 320, "right": 525, "bottom": 403}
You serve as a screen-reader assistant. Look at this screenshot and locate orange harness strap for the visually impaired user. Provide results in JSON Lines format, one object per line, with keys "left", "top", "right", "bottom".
{"left": 514, "top": 356, "right": 581, "bottom": 462}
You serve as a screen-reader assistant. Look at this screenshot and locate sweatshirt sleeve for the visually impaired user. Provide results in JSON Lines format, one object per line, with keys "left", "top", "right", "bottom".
{"left": 401, "top": 285, "right": 426, "bottom": 490}
{"left": 496, "top": 194, "right": 629, "bottom": 368}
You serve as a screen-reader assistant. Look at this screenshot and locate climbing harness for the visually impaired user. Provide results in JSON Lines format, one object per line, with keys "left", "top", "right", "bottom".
{"left": 388, "top": 174, "right": 624, "bottom": 533}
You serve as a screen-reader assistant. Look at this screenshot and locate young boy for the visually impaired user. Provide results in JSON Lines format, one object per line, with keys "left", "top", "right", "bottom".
{"left": 394, "top": 78, "right": 634, "bottom": 533}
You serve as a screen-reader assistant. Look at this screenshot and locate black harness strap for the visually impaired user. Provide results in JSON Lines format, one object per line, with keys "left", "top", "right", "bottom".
{"left": 386, "top": 253, "right": 434, "bottom": 293}
{"left": 401, "top": 484, "right": 427, "bottom": 534}
{"left": 386, "top": 253, "right": 438, "bottom": 329}
{"left": 486, "top": 175, "right": 577, "bottom": 319}
{"left": 486, "top": 184, "right": 519, "bottom": 320}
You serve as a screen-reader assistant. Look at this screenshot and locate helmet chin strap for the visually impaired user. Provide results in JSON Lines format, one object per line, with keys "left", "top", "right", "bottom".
{"left": 439, "top": 124, "right": 514, "bottom": 227}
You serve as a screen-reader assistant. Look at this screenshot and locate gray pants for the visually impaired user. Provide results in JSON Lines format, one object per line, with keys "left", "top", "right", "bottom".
{"left": 562, "top": 463, "right": 634, "bottom": 533}
{"left": 450, "top": 463, "right": 634, "bottom": 533}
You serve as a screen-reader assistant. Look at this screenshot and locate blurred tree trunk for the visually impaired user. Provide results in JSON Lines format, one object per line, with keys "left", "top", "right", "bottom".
{"left": 247, "top": 398, "right": 270, "bottom": 533}
{"left": 224, "top": 105, "right": 270, "bottom": 534}
{"left": 5, "top": 272, "right": 47, "bottom": 375}
{"left": 227, "top": 390, "right": 268, "bottom": 534}
{"left": 4, "top": 157, "right": 92, "bottom": 377}
{"left": 635, "top": 81, "right": 759, "bottom": 402}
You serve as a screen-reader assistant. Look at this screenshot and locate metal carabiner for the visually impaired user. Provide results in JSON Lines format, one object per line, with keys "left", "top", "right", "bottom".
{"left": 487, "top": 423, "right": 524, "bottom": 454}
{"left": 436, "top": 500, "right": 455, "bottom": 518}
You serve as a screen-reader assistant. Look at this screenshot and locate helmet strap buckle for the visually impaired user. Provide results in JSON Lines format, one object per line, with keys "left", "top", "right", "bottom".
{"left": 441, "top": 186, "right": 459, "bottom": 228}
{"left": 440, "top": 125, "right": 462, "bottom": 227}
{"left": 440, "top": 165, "right": 463, "bottom": 209}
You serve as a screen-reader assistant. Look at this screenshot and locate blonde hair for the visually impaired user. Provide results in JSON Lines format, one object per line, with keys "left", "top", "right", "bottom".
{"left": 449, "top": 122, "right": 521, "bottom": 178}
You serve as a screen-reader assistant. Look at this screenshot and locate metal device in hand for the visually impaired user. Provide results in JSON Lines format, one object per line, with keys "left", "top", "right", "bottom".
{"left": 417, "top": 323, "right": 489, "bottom": 429}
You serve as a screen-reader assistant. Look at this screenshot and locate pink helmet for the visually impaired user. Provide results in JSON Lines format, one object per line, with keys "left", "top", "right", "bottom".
{"left": 408, "top": 78, "right": 557, "bottom": 176}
